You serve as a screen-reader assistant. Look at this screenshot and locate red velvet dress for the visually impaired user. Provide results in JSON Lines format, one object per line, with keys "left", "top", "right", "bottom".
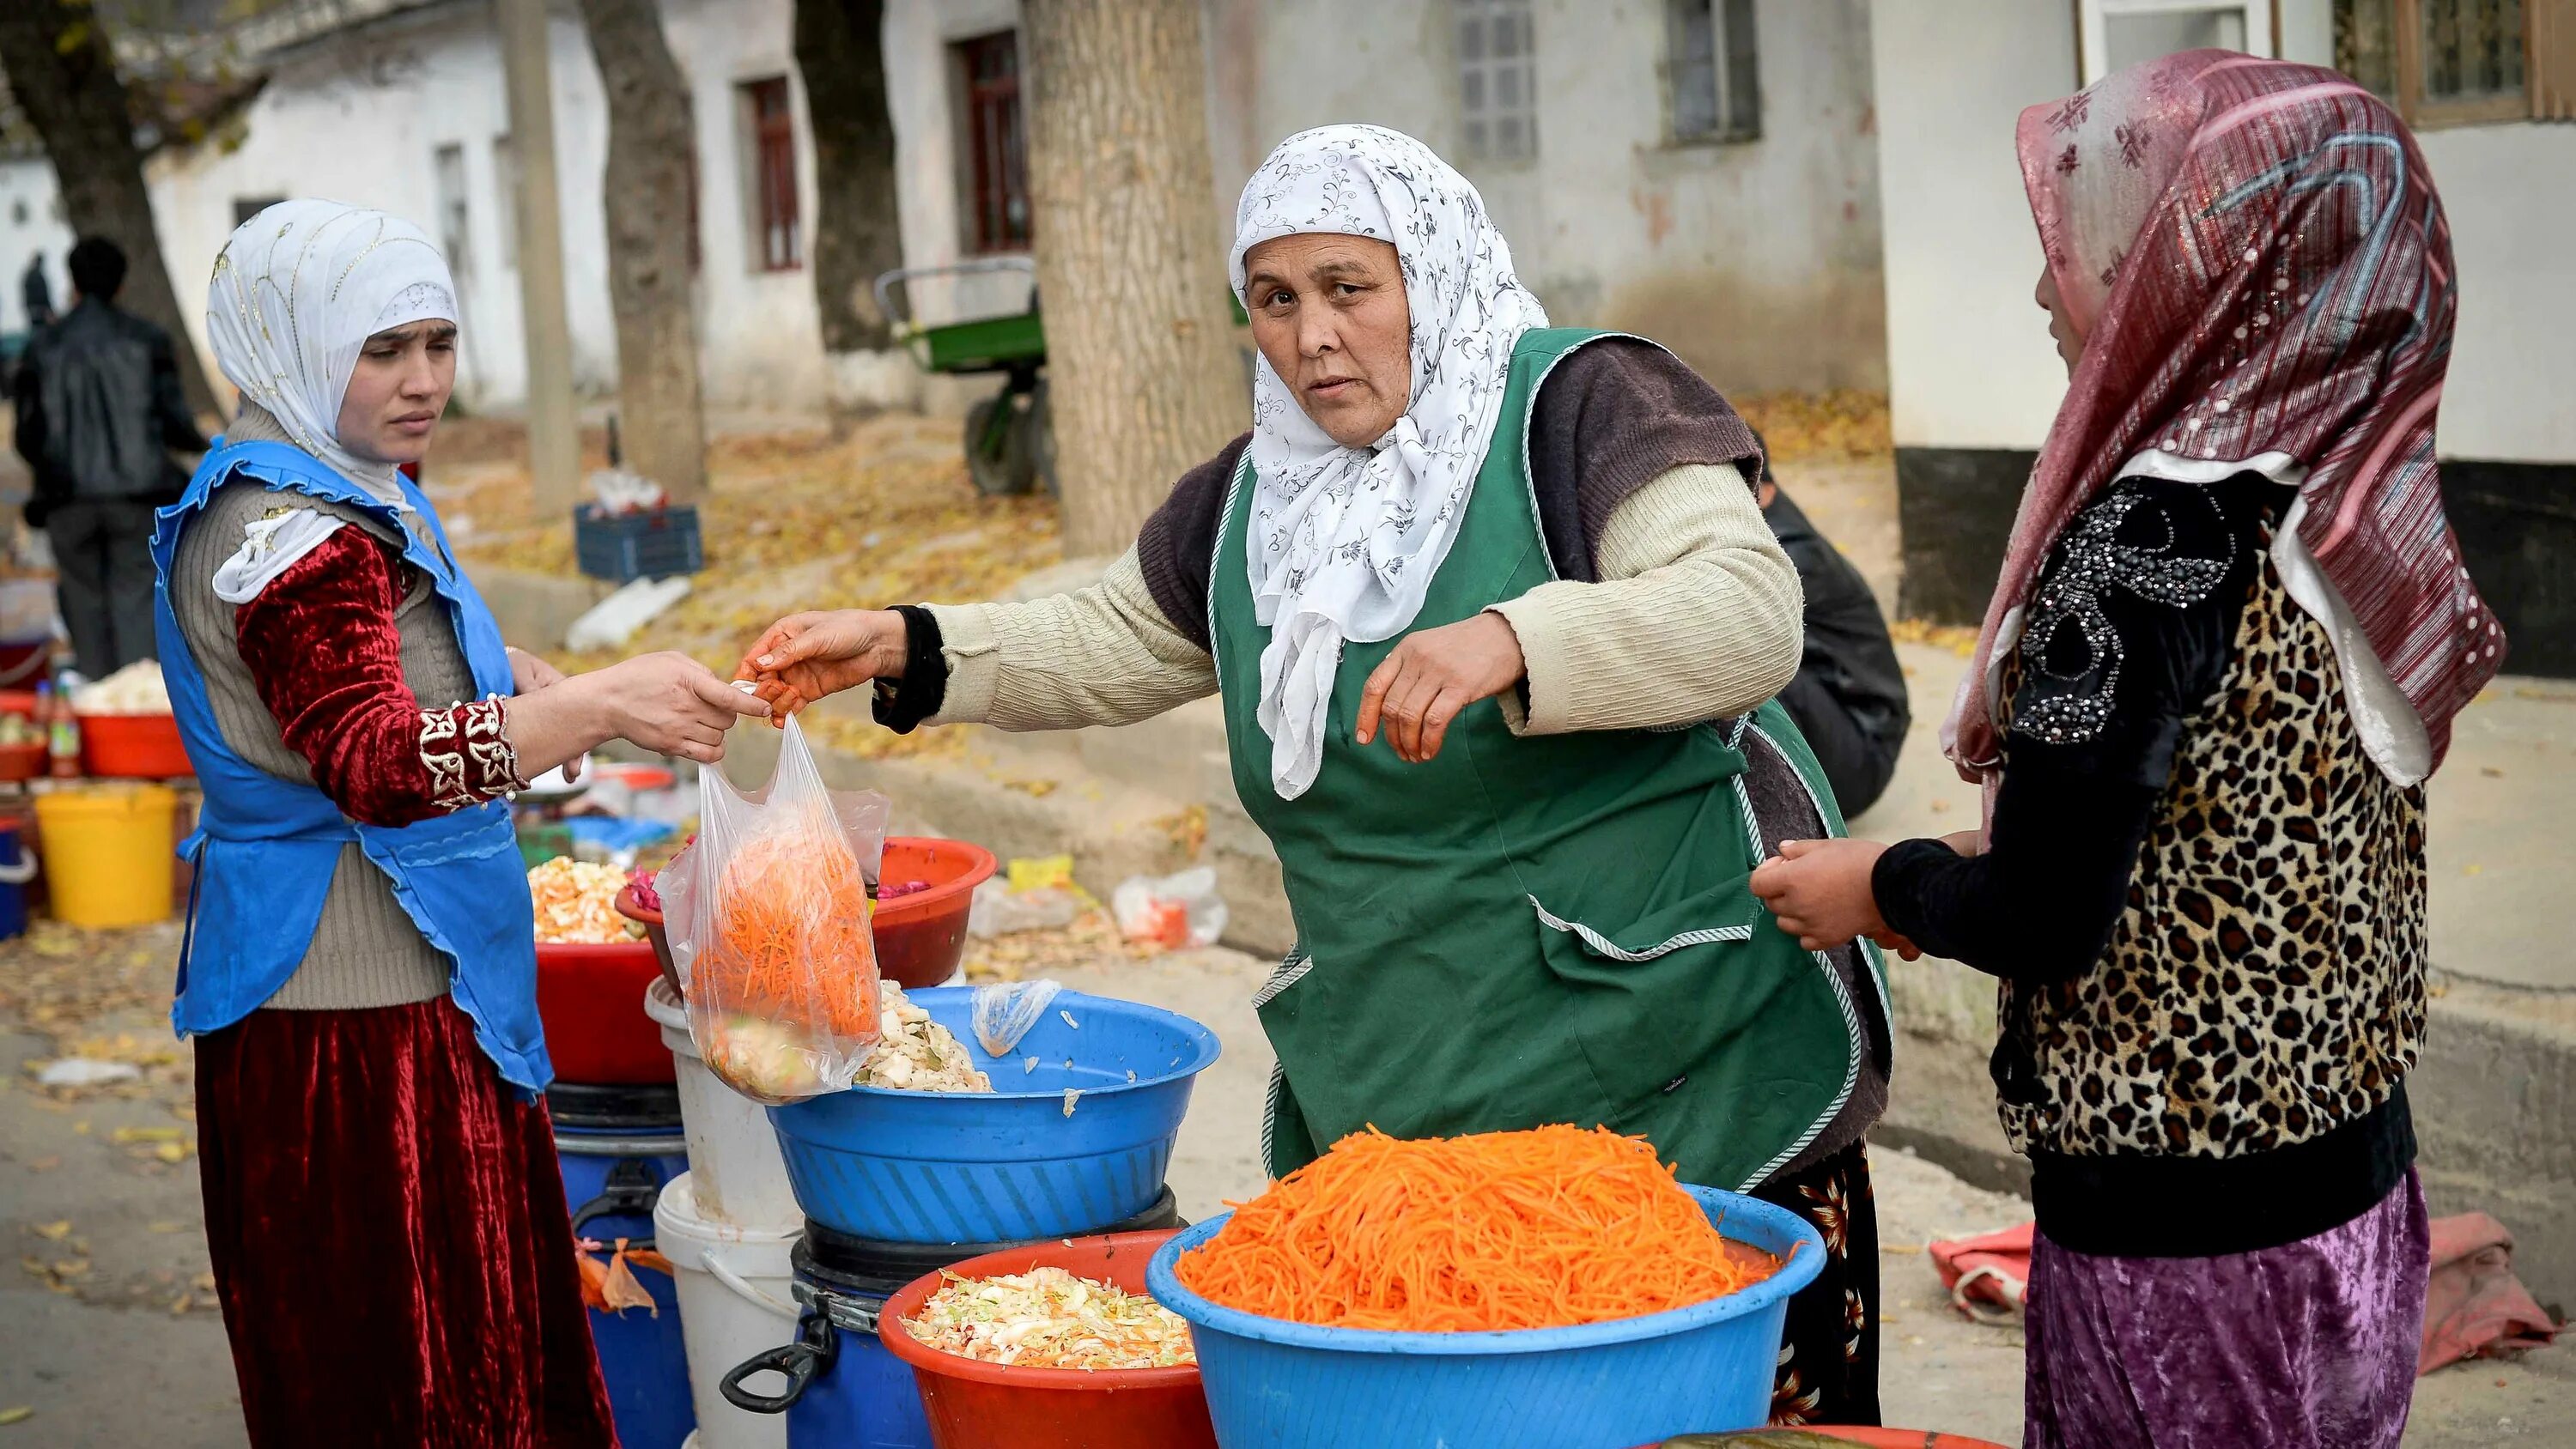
{"left": 192, "top": 528, "right": 617, "bottom": 1448}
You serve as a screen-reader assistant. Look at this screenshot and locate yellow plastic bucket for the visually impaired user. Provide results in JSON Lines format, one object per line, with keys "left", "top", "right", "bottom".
{"left": 34, "top": 784, "right": 178, "bottom": 929}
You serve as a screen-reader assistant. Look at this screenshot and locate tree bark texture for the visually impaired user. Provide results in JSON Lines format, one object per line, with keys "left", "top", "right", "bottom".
{"left": 0, "top": 0, "right": 218, "bottom": 415}
{"left": 576, "top": 0, "right": 708, "bottom": 502}
{"left": 1022, "top": 0, "right": 1243, "bottom": 555}
{"left": 793, "top": 0, "right": 903, "bottom": 355}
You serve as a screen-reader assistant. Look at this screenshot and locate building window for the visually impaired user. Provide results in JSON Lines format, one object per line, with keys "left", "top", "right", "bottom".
{"left": 1455, "top": 0, "right": 1538, "bottom": 163}
{"left": 2338, "top": 0, "right": 2567, "bottom": 124}
{"left": 1668, "top": 0, "right": 1760, "bottom": 142}
{"left": 232, "top": 196, "right": 287, "bottom": 227}
{"left": 432, "top": 143, "right": 471, "bottom": 279}
{"left": 2077, "top": 2, "right": 2274, "bottom": 85}
{"left": 955, "top": 32, "right": 1031, "bottom": 254}
{"left": 741, "top": 76, "right": 801, "bottom": 272}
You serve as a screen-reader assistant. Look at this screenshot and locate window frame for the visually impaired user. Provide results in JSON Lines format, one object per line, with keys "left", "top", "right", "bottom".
{"left": 740, "top": 75, "right": 803, "bottom": 275}
{"left": 1666, "top": 0, "right": 1764, "bottom": 146}
{"left": 2075, "top": 0, "right": 2279, "bottom": 86}
{"left": 2376, "top": 0, "right": 2543, "bottom": 128}
{"left": 1454, "top": 0, "right": 1540, "bottom": 166}
{"left": 952, "top": 30, "right": 1031, "bottom": 257}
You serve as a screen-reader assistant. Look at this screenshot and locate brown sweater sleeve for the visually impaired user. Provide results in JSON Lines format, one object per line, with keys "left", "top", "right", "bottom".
{"left": 1132, "top": 432, "right": 1252, "bottom": 656}
{"left": 1523, "top": 336, "right": 1767, "bottom": 581}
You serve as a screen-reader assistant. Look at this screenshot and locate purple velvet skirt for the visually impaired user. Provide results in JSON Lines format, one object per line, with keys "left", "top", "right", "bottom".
{"left": 2024, "top": 1170, "right": 2430, "bottom": 1449}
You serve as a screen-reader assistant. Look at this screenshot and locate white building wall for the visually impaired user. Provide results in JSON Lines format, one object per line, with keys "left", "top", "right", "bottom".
{"left": 1194, "top": 0, "right": 1887, "bottom": 394}
{"left": 1874, "top": 0, "right": 2576, "bottom": 464}
{"left": 0, "top": 160, "right": 76, "bottom": 335}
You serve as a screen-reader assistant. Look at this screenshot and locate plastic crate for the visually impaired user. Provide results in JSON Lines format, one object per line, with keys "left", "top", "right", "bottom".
{"left": 574, "top": 504, "right": 702, "bottom": 584}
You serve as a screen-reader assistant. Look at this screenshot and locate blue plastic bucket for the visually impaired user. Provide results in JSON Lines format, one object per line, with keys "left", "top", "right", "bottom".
{"left": 556, "top": 1109, "right": 696, "bottom": 1449}
{"left": 766, "top": 988, "right": 1218, "bottom": 1242}
{"left": 0, "top": 822, "right": 31, "bottom": 941}
{"left": 1147, "top": 1185, "right": 1826, "bottom": 1449}
{"left": 719, "top": 1190, "right": 1180, "bottom": 1449}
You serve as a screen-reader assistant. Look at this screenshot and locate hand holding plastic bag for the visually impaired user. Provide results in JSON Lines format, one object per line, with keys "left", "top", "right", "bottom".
{"left": 681, "top": 717, "right": 889, "bottom": 1103}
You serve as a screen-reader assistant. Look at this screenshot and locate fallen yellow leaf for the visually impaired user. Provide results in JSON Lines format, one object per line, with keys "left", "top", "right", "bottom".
{"left": 28, "top": 1222, "right": 69, "bottom": 1242}
{"left": 109, "top": 1125, "right": 185, "bottom": 1144}
{"left": 2462, "top": 863, "right": 2485, "bottom": 876}
{"left": 0, "top": 1406, "right": 29, "bottom": 1426}
{"left": 147, "top": 1221, "right": 185, "bottom": 1234}
{"left": 153, "top": 1141, "right": 188, "bottom": 1163}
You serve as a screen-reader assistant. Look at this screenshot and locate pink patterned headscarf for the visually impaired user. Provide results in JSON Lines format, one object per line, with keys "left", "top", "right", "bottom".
{"left": 1944, "top": 51, "right": 2501, "bottom": 797}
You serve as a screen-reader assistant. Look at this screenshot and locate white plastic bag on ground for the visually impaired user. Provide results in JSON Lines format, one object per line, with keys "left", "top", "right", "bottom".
{"left": 964, "top": 876, "right": 1081, "bottom": 937}
{"left": 970, "top": 979, "right": 1064, "bottom": 1057}
{"left": 1110, "top": 867, "right": 1225, "bottom": 950}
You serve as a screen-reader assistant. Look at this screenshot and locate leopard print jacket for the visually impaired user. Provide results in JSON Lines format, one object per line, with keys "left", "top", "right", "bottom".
{"left": 1996, "top": 512, "right": 2429, "bottom": 1160}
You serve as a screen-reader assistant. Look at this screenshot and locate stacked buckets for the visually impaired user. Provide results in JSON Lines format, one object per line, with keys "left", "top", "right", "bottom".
{"left": 725, "top": 987, "right": 1220, "bottom": 1449}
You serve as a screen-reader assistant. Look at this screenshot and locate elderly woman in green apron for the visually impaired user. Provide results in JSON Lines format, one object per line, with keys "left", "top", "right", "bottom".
{"left": 744, "top": 124, "right": 1893, "bottom": 1425}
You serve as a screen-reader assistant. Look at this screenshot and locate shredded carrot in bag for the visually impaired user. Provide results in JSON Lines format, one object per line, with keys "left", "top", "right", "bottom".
{"left": 1173, "top": 1125, "right": 1778, "bottom": 1332}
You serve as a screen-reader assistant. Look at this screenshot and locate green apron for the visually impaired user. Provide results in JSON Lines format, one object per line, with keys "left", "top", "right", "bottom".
{"left": 1211, "top": 328, "right": 1879, "bottom": 1192}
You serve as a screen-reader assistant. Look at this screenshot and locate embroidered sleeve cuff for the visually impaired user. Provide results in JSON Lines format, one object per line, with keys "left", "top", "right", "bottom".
{"left": 421, "top": 696, "right": 524, "bottom": 811}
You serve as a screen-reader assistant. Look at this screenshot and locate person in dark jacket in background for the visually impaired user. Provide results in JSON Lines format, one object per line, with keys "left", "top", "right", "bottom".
{"left": 14, "top": 235, "right": 210, "bottom": 677}
{"left": 21, "top": 252, "right": 54, "bottom": 330}
{"left": 1750, "top": 429, "right": 1911, "bottom": 817}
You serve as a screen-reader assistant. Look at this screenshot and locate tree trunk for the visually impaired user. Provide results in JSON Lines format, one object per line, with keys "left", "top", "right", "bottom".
{"left": 793, "top": 0, "right": 902, "bottom": 355}
{"left": 575, "top": 0, "right": 708, "bottom": 503}
{"left": 0, "top": 0, "right": 218, "bottom": 416}
{"left": 1022, "top": 0, "right": 1242, "bottom": 555}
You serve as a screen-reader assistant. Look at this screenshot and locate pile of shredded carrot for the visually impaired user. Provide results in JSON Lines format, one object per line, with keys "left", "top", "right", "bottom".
{"left": 1173, "top": 1125, "right": 1777, "bottom": 1332}
{"left": 693, "top": 822, "right": 880, "bottom": 1040}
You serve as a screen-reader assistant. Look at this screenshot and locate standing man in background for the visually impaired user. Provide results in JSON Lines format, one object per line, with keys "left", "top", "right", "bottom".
{"left": 1750, "top": 430, "right": 1911, "bottom": 818}
{"left": 21, "top": 252, "right": 54, "bottom": 330}
{"left": 13, "top": 236, "right": 209, "bottom": 677}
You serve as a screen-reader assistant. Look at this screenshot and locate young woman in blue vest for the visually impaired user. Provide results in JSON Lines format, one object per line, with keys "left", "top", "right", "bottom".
{"left": 157, "top": 201, "right": 765, "bottom": 1446}
{"left": 740, "top": 127, "right": 1895, "bottom": 1426}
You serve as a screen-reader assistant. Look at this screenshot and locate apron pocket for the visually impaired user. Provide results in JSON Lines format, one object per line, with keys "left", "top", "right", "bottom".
{"left": 1527, "top": 885, "right": 1762, "bottom": 1115}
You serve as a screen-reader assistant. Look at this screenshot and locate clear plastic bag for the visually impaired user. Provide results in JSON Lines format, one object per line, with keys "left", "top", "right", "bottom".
{"left": 678, "top": 717, "right": 890, "bottom": 1103}
{"left": 1110, "top": 867, "right": 1227, "bottom": 949}
{"left": 970, "top": 978, "right": 1064, "bottom": 1057}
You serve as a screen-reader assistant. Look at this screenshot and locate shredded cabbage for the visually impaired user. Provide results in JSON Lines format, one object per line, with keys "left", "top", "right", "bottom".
{"left": 905, "top": 1265, "right": 1195, "bottom": 1370}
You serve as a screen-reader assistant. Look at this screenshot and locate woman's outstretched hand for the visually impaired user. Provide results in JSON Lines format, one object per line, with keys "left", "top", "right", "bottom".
{"left": 1354, "top": 612, "right": 1527, "bottom": 763}
{"left": 503, "top": 652, "right": 769, "bottom": 774}
{"left": 736, "top": 609, "right": 908, "bottom": 724}
{"left": 1750, "top": 838, "right": 1904, "bottom": 954}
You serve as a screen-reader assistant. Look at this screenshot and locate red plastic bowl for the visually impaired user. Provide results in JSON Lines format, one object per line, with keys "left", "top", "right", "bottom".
{"left": 535, "top": 937, "right": 675, "bottom": 1085}
{"left": 872, "top": 836, "right": 997, "bottom": 989}
{"left": 79, "top": 712, "right": 194, "bottom": 779}
{"left": 878, "top": 1229, "right": 1217, "bottom": 1449}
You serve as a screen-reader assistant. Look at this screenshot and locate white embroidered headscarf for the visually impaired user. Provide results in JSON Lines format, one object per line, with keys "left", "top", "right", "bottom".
{"left": 1231, "top": 124, "right": 1547, "bottom": 799}
{"left": 204, "top": 199, "right": 459, "bottom": 500}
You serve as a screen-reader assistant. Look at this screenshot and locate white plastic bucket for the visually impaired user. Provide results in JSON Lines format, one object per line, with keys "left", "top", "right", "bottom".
{"left": 644, "top": 979, "right": 802, "bottom": 1228}
{"left": 656, "top": 1173, "right": 799, "bottom": 1449}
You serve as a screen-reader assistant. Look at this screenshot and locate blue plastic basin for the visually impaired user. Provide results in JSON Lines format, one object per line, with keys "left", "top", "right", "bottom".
{"left": 766, "top": 988, "right": 1219, "bottom": 1243}
{"left": 1146, "top": 1185, "right": 1825, "bottom": 1449}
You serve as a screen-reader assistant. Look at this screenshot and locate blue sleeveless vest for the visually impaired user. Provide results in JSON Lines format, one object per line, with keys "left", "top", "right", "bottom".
{"left": 151, "top": 440, "right": 551, "bottom": 1091}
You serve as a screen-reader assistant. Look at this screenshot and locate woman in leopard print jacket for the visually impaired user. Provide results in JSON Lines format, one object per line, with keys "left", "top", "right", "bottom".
{"left": 1753, "top": 52, "right": 2502, "bottom": 1449}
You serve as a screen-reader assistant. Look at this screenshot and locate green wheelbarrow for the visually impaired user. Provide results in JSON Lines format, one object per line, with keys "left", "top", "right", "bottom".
{"left": 877, "top": 258, "right": 1256, "bottom": 499}
{"left": 877, "top": 258, "right": 1055, "bottom": 497}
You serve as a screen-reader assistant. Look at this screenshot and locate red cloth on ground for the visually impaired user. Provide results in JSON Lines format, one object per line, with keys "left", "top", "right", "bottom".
{"left": 1928, "top": 1222, "right": 2033, "bottom": 1324}
{"left": 195, "top": 998, "right": 616, "bottom": 1449}
{"left": 2421, "top": 1212, "right": 2561, "bottom": 1373}
{"left": 232, "top": 525, "right": 516, "bottom": 826}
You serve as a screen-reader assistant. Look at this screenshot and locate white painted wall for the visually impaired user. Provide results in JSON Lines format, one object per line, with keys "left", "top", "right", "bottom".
{"left": 1192, "top": 0, "right": 1888, "bottom": 393}
{"left": 0, "top": 159, "right": 74, "bottom": 335}
{"left": 1874, "top": 0, "right": 2576, "bottom": 464}
{"left": 144, "top": 0, "right": 837, "bottom": 416}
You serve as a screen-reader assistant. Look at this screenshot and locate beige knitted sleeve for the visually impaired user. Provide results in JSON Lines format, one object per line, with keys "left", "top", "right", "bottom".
{"left": 923, "top": 549, "right": 1216, "bottom": 731}
{"left": 1486, "top": 463, "right": 1802, "bottom": 735}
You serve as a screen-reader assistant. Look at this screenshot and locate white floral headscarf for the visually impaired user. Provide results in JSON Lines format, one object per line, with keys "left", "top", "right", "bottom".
{"left": 1230, "top": 124, "right": 1547, "bottom": 799}
{"left": 205, "top": 199, "right": 458, "bottom": 499}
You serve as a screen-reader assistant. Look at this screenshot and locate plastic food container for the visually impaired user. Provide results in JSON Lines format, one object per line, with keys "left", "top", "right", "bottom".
{"left": 872, "top": 837, "right": 998, "bottom": 989}
{"left": 1146, "top": 1185, "right": 1827, "bottom": 1449}
{"left": 538, "top": 938, "right": 676, "bottom": 1085}
{"left": 33, "top": 784, "right": 178, "bottom": 927}
{"left": 78, "top": 712, "right": 193, "bottom": 779}
{"left": 877, "top": 1229, "right": 1217, "bottom": 1449}
{"left": 767, "top": 988, "right": 1218, "bottom": 1243}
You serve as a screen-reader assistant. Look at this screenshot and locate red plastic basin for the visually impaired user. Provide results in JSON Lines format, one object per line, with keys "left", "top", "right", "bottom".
{"left": 872, "top": 836, "right": 997, "bottom": 989}
{"left": 535, "top": 938, "right": 674, "bottom": 1085}
{"left": 878, "top": 1228, "right": 1217, "bottom": 1449}
{"left": 79, "top": 713, "right": 193, "bottom": 779}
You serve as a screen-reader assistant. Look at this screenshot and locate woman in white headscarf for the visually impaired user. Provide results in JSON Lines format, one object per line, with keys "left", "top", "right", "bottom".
{"left": 153, "top": 200, "right": 762, "bottom": 1446}
{"left": 743, "top": 127, "right": 1893, "bottom": 1423}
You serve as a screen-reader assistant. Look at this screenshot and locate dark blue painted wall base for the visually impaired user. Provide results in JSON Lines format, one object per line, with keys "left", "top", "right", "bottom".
{"left": 1894, "top": 446, "right": 2575, "bottom": 680}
